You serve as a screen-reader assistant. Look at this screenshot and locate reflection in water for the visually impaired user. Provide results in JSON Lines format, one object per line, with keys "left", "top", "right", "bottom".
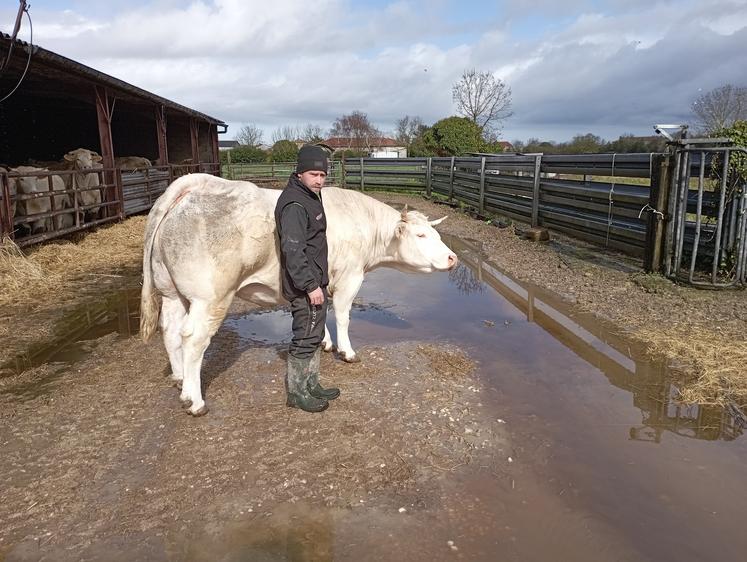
{"left": 446, "top": 236, "right": 745, "bottom": 443}
{"left": 1, "top": 286, "right": 141, "bottom": 378}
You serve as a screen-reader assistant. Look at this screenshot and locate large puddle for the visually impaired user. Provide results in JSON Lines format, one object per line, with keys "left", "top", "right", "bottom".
{"left": 4, "top": 236, "right": 747, "bottom": 560}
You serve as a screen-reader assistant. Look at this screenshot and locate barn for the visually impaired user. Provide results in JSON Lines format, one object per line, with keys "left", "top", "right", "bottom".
{"left": 0, "top": 31, "right": 226, "bottom": 245}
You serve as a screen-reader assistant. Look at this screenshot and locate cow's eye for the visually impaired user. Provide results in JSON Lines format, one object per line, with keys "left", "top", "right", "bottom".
{"left": 417, "top": 233, "right": 426, "bottom": 238}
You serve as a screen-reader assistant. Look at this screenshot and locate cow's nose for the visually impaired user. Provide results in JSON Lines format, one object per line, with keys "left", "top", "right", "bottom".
{"left": 447, "top": 253, "right": 458, "bottom": 269}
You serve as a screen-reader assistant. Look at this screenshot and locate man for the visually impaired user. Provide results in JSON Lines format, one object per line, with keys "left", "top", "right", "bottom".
{"left": 274, "top": 145, "right": 340, "bottom": 413}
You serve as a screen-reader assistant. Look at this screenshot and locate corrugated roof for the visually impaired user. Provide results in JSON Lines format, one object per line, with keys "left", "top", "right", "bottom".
{"left": 0, "top": 32, "right": 225, "bottom": 126}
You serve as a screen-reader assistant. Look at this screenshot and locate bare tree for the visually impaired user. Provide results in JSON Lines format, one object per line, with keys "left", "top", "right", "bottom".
{"left": 692, "top": 84, "right": 747, "bottom": 134}
{"left": 329, "top": 111, "right": 382, "bottom": 150}
{"left": 395, "top": 115, "right": 426, "bottom": 145}
{"left": 452, "top": 69, "right": 513, "bottom": 137}
{"left": 271, "top": 125, "right": 301, "bottom": 144}
{"left": 300, "top": 123, "right": 325, "bottom": 143}
{"left": 235, "top": 123, "right": 264, "bottom": 147}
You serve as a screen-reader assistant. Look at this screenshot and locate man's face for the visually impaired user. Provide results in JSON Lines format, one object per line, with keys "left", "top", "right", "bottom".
{"left": 298, "top": 170, "right": 327, "bottom": 193}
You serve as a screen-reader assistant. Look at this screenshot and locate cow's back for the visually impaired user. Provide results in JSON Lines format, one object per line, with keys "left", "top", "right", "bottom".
{"left": 152, "top": 175, "right": 281, "bottom": 300}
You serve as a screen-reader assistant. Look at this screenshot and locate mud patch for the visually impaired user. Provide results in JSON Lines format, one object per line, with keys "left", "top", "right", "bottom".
{"left": 0, "top": 333, "right": 506, "bottom": 560}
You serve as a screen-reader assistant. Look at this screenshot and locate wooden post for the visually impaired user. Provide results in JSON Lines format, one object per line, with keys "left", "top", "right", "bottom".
{"left": 426, "top": 157, "right": 432, "bottom": 197}
{"left": 155, "top": 105, "right": 168, "bottom": 166}
{"left": 189, "top": 118, "right": 200, "bottom": 165}
{"left": 94, "top": 86, "right": 118, "bottom": 218}
{"left": 1, "top": 172, "right": 12, "bottom": 238}
{"left": 644, "top": 154, "right": 670, "bottom": 273}
{"left": 360, "top": 157, "right": 365, "bottom": 191}
{"left": 478, "top": 156, "right": 486, "bottom": 214}
{"left": 449, "top": 156, "right": 455, "bottom": 201}
{"left": 341, "top": 156, "right": 346, "bottom": 188}
{"left": 531, "top": 154, "right": 542, "bottom": 227}
{"left": 209, "top": 124, "right": 219, "bottom": 174}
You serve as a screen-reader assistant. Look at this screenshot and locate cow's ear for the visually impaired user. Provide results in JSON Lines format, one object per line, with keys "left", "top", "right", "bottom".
{"left": 429, "top": 216, "right": 447, "bottom": 226}
{"left": 64, "top": 153, "right": 76, "bottom": 161}
{"left": 395, "top": 222, "right": 407, "bottom": 238}
{"left": 93, "top": 154, "right": 103, "bottom": 162}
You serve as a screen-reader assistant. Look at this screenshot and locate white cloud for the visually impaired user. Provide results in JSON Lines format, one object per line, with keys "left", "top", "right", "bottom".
{"left": 8, "top": 0, "right": 747, "bottom": 141}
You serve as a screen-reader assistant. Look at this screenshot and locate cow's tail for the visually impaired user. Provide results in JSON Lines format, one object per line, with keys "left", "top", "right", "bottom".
{"left": 140, "top": 176, "right": 192, "bottom": 342}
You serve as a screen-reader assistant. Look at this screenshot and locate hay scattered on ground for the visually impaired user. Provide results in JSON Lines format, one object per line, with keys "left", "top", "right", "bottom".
{"left": 0, "top": 217, "right": 145, "bottom": 309}
{"left": 636, "top": 327, "right": 747, "bottom": 408}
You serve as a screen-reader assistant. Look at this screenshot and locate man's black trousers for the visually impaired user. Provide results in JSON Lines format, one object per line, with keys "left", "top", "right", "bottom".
{"left": 289, "top": 288, "right": 328, "bottom": 359}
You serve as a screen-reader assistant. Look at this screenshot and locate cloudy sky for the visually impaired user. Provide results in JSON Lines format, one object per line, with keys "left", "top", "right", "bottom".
{"left": 5, "top": 0, "right": 747, "bottom": 143}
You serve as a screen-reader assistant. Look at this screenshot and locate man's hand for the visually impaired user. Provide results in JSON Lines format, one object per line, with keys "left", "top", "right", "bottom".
{"left": 307, "top": 287, "right": 325, "bottom": 306}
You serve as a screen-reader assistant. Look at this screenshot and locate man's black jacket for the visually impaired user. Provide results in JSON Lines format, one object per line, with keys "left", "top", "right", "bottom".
{"left": 274, "top": 174, "right": 329, "bottom": 300}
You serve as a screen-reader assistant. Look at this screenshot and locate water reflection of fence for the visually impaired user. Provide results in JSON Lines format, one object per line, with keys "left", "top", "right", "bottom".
{"left": 450, "top": 236, "right": 744, "bottom": 442}
{"left": 0, "top": 287, "right": 140, "bottom": 377}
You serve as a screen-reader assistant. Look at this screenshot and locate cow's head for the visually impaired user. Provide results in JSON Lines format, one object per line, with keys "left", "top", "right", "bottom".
{"left": 9, "top": 166, "right": 45, "bottom": 194}
{"left": 392, "top": 206, "right": 458, "bottom": 272}
{"left": 64, "top": 148, "right": 102, "bottom": 169}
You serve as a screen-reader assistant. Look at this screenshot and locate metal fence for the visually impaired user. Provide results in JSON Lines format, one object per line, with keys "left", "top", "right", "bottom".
{"left": 345, "top": 154, "right": 656, "bottom": 256}
{"left": 344, "top": 150, "right": 747, "bottom": 288}
{"left": 0, "top": 163, "right": 221, "bottom": 247}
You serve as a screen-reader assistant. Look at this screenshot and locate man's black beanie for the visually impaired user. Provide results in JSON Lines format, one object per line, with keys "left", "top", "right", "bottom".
{"left": 296, "top": 144, "right": 328, "bottom": 174}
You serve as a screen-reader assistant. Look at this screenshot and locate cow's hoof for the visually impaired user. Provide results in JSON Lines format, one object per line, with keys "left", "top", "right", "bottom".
{"left": 322, "top": 343, "right": 336, "bottom": 353}
{"left": 180, "top": 398, "right": 192, "bottom": 409}
{"left": 173, "top": 380, "right": 183, "bottom": 390}
{"left": 188, "top": 404, "right": 209, "bottom": 417}
{"left": 340, "top": 352, "right": 361, "bottom": 363}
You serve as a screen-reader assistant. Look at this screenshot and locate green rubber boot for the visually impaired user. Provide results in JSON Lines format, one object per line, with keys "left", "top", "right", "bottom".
{"left": 307, "top": 348, "right": 340, "bottom": 400}
{"left": 286, "top": 354, "right": 329, "bottom": 413}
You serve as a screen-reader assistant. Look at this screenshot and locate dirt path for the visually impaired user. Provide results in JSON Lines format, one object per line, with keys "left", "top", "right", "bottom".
{"left": 0, "top": 331, "right": 506, "bottom": 560}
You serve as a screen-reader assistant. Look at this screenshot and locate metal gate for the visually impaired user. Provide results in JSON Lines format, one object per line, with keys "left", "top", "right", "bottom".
{"left": 664, "top": 139, "right": 747, "bottom": 288}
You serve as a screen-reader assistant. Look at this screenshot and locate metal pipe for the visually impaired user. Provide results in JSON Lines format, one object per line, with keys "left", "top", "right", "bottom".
{"left": 672, "top": 150, "right": 690, "bottom": 278}
{"left": 711, "top": 150, "right": 730, "bottom": 283}
{"left": 687, "top": 152, "right": 706, "bottom": 283}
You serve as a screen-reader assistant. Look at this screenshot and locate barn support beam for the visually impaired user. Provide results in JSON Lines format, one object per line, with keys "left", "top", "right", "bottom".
{"left": 155, "top": 105, "right": 168, "bottom": 166}
{"left": 189, "top": 118, "right": 200, "bottom": 166}
{"left": 94, "top": 85, "right": 122, "bottom": 219}
{"left": 209, "top": 124, "right": 219, "bottom": 173}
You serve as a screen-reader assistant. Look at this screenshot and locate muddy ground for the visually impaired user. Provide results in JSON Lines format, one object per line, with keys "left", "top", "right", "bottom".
{"left": 1, "top": 330, "right": 511, "bottom": 561}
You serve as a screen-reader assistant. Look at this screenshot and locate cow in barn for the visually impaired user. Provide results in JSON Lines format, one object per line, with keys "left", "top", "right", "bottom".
{"left": 115, "top": 156, "right": 152, "bottom": 171}
{"left": 62, "top": 148, "right": 104, "bottom": 221}
{"left": 140, "top": 173, "right": 457, "bottom": 415}
{"left": 10, "top": 166, "right": 73, "bottom": 233}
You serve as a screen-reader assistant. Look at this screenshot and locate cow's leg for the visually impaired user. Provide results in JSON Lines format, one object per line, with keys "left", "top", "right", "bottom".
{"left": 179, "top": 297, "right": 230, "bottom": 416}
{"left": 331, "top": 273, "right": 364, "bottom": 363}
{"left": 160, "top": 295, "right": 188, "bottom": 388}
{"left": 321, "top": 324, "right": 334, "bottom": 352}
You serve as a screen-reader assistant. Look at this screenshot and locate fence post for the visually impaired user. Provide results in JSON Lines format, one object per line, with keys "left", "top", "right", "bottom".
{"left": 426, "top": 157, "right": 432, "bottom": 197}
{"left": 341, "top": 157, "right": 346, "bottom": 187}
{"left": 1, "top": 172, "right": 12, "bottom": 238}
{"left": 478, "top": 156, "right": 486, "bottom": 214}
{"left": 360, "top": 157, "right": 365, "bottom": 191}
{"left": 643, "top": 154, "right": 670, "bottom": 273}
{"left": 449, "top": 156, "right": 455, "bottom": 202}
{"left": 531, "top": 154, "right": 543, "bottom": 227}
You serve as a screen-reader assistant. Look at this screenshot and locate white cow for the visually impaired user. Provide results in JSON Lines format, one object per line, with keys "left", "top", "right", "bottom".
{"left": 115, "top": 156, "right": 152, "bottom": 170}
{"left": 62, "top": 148, "right": 103, "bottom": 220}
{"left": 10, "top": 166, "right": 72, "bottom": 233}
{"left": 140, "top": 173, "right": 457, "bottom": 416}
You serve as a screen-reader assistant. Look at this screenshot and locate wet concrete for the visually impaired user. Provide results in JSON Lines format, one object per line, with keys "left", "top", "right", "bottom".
{"left": 3, "top": 235, "right": 747, "bottom": 561}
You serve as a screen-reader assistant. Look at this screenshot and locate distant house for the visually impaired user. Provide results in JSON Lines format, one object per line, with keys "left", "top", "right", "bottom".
{"left": 218, "top": 140, "right": 240, "bottom": 151}
{"left": 495, "top": 141, "right": 514, "bottom": 152}
{"left": 323, "top": 136, "right": 407, "bottom": 158}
